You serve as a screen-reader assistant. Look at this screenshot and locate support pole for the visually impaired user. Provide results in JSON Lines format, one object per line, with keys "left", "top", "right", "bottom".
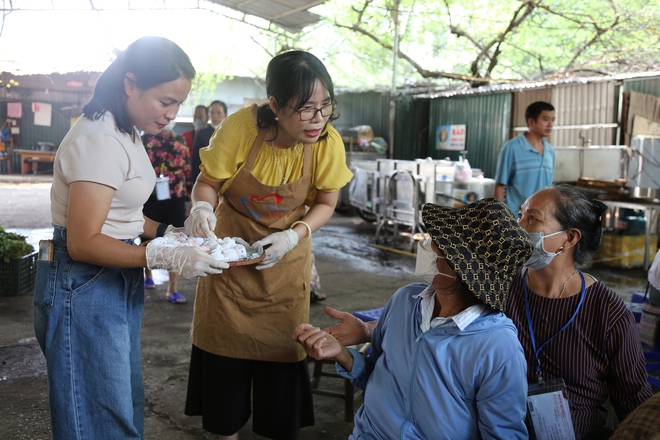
{"left": 389, "top": 0, "right": 400, "bottom": 159}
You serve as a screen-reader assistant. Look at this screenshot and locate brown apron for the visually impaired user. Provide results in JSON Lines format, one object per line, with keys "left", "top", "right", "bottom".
{"left": 190, "top": 129, "right": 312, "bottom": 362}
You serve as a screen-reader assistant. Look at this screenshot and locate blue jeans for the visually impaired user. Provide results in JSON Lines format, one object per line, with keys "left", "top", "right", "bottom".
{"left": 34, "top": 226, "right": 145, "bottom": 439}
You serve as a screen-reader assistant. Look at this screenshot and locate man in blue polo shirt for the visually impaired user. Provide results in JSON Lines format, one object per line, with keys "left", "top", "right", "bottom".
{"left": 494, "top": 101, "right": 556, "bottom": 213}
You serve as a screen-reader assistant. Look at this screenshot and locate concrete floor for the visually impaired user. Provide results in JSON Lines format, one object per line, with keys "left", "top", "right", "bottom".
{"left": 0, "top": 176, "right": 651, "bottom": 439}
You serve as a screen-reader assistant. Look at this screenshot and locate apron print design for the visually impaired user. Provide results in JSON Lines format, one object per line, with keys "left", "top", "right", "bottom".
{"left": 240, "top": 193, "right": 292, "bottom": 220}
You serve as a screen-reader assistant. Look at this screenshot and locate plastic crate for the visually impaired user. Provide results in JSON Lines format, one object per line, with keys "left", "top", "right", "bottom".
{"left": 0, "top": 251, "right": 37, "bottom": 295}
{"left": 596, "top": 233, "right": 658, "bottom": 269}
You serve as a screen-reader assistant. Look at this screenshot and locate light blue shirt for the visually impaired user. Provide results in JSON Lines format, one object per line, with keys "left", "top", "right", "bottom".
{"left": 494, "top": 133, "right": 554, "bottom": 214}
{"left": 338, "top": 283, "right": 529, "bottom": 440}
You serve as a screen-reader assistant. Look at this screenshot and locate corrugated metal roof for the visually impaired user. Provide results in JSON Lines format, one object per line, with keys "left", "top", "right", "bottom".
{"left": 0, "top": 1, "right": 325, "bottom": 32}
{"left": 417, "top": 71, "right": 660, "bottom": 99}
{"left": 208, "top": 0, "right": 325, "bottom": 32}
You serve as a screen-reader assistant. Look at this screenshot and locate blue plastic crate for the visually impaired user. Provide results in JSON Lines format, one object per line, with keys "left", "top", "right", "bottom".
{"left": 631, "top": 292, "right": 647, "bottom": 304}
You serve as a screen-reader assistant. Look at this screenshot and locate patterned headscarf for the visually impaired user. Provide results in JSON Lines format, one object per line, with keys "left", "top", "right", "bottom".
{"left": 422, "top": 198, "right": 533, "bottom": 312}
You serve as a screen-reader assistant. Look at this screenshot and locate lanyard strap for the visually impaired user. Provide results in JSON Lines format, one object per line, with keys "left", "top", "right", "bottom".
{"left": 523, "top": 268, "right": 586, "bottom": 385}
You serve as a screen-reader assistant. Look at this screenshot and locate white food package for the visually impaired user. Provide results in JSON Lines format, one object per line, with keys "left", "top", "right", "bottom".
{"left": 154, "top": 232, "right": 262, "bottom": 262}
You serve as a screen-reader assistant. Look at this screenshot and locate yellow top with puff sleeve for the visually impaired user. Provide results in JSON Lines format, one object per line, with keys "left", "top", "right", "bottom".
{"left": 199, "top": 104, "right": 353, "bottom": 207}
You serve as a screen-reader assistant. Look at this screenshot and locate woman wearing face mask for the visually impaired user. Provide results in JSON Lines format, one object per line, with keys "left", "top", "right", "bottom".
{"left": 509, "top": 183, "right": 652, "bottom": 440}
{"left": 182, "top": 104, "right": 208, "bottom": 149}
{"left": 294, "top": 199, "right": 533, "bottom": 439}
{"left": 323, "top": 184, "right": 652, "bottom": 440}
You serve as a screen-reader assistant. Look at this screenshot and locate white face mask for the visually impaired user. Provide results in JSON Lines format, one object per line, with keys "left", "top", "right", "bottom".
{"left": 192, "top": 120, "right": 206, "bottom": 131}
{"left": 524, "top": 230, "right": 566, "bottom": 270}
{"left": 415, "top": 239, "right": 456, "bottom": 284}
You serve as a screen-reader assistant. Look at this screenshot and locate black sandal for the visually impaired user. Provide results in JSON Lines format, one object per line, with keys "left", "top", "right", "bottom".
{"left": 310, "top": 291, "right": 326, "bottom": 303}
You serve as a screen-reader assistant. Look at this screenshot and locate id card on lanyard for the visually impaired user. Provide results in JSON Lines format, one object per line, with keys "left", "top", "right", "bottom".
{"left": 527, "top": 378, "right": 574, "bottom": 440}
{"left": 523, "top": 269, "right": 585, "bottom": 440}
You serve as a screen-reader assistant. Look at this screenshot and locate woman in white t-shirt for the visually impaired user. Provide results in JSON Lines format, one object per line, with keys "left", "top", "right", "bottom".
{"left": 33, "top": 36, "right": 227, "bottom": 439}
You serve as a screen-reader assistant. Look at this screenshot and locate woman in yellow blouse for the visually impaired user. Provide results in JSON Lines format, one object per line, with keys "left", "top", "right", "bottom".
{"left": 183, "top": 51, "right": 353, "bottom": 440}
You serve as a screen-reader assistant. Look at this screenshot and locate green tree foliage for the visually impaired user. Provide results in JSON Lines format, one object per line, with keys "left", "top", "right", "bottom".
{"left": 286, "top": 0, "right": 660, "bottom": 89}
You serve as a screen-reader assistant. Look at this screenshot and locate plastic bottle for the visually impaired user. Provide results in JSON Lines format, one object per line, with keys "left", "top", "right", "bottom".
{"left": 454, "top": 156, "right": 472, "bottom": 183}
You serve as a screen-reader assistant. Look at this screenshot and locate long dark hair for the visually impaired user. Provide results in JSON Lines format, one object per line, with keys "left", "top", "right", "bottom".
{"left": 257, "top": 50, "right": 338, "bottom": 141}
{"left": 82, "top": 36, "right": 195, "bottom": 135}
{"left": 549, "top": 184, "right": 608, "bottom": 267}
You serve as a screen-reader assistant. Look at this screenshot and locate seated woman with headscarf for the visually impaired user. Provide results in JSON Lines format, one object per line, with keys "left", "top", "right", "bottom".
{"left": 322, "top": 184, "right": 653, "bottom": 440}
{"left": 294, "top": 199, "right": 534, "bottom": 439}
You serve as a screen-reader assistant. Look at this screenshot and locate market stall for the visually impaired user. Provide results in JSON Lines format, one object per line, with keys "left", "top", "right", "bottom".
{"left": 347, "top": 141, "right": 660, "bottom": 263}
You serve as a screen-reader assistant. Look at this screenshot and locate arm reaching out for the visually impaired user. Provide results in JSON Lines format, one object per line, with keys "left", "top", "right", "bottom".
{"left": 323, "top": 306, "right": 376, "bottom": 346}
{"left": 293, "top": 323, "right": 354, "bottom": 371}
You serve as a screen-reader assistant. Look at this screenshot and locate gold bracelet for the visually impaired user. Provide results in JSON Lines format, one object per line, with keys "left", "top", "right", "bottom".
{"left": 291, "top": 220, "right": 312, "bottom": 243}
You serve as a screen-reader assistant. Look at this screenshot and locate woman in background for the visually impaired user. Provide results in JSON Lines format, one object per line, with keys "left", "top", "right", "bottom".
{"left": 142, "top": 125, "right": 193, "bottom": 304}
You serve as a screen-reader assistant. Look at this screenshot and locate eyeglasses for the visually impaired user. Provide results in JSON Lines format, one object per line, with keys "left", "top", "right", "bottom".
{"left": 286, "top": 101, "right": 336, "bottom": 121}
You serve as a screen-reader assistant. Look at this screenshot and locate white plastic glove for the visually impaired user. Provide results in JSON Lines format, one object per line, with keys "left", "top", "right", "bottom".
{"left": 254, "top": 229, "right": 299, "bottom": 270}
{"left": 184, "top": 201, "right": 218, "bottom": 242}
{"left": 146, "top": 242, "right": 228, "bottom": 279}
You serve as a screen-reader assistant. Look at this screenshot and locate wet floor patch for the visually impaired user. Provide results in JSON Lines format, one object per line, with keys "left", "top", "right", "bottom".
{"left": 314, "top": 223, "right": 416, "bottom": 276}
{"left": 0, "top": 338, "right": 46, "bottom": 381}
{"left": 584, "top": 263, "right": 647, "bottom": 302}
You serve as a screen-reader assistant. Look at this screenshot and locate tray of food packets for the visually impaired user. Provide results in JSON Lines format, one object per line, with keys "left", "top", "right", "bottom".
{"left": 150, "top": 232, "right": 264, "bottom": 266}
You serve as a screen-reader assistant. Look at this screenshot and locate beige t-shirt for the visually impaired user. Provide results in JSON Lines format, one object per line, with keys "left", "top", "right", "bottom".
{"left": 50, "top": 112, "right": 156, "bottom": 239}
